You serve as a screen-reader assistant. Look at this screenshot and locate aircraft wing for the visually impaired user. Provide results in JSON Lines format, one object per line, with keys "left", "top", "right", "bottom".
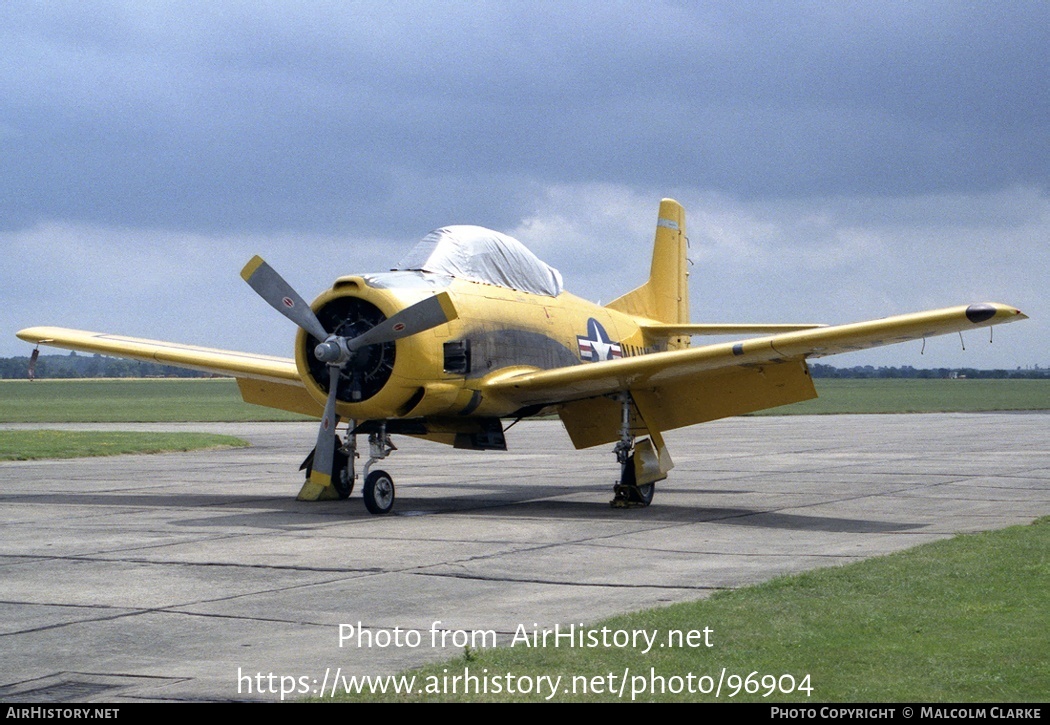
{"left": 482, "top": 303, "right": 1028, "bottom": 448}
{"left": 16, "top": 326, "right": 300, "bottom": 383}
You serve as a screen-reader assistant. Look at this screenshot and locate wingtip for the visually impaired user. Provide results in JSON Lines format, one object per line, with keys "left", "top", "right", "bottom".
{"left": 994, "top": 303, "right": 1028, "bottom": 322}
{"left": 16, "top": 327, "right": 54, "bottom": 344}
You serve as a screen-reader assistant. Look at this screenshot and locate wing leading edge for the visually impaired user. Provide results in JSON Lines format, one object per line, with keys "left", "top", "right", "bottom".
{"left": 482, "top": 303, "right": 1027, "bottom": 448}
{"left": 15, "top": 326, "right": 322, "bottom": 417}
{"left": 16, "top": 326, "right": 300, "bottom": 383}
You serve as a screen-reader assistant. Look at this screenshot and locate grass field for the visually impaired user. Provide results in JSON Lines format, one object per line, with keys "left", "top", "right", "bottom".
{"left": 331, "top": 517, "right": 1048, "bottom": 703}
{"left": 764, "top": 378, "right": 1050, "bottom": 415}
{"left": 0, "top": 378, "right": 310, "bottom": 422}
{"left": 0, "top": 429, "right": 249, "bottom": 460}
{"left": 1, "top": 378, "right": 1048, "bottom": 423}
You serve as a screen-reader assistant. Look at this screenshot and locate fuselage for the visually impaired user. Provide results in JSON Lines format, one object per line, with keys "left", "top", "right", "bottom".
{"left": 296, "top": 271, "right": 665, "bottom": 422}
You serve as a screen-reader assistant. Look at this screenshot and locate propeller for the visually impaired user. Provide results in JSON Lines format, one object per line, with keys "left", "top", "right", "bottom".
{"left": 241, "top": 255, "right": 457, "bottom": 489}
{"left": 241, "top": 256, "right": 330, "bottom": 342}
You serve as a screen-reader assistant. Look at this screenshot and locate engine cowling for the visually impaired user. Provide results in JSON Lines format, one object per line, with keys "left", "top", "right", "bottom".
{"left": 303, "top": 294, "right": 395, "bottom": 403}
{"left": 293, "top": 280, "right": 454, "bottom": 421}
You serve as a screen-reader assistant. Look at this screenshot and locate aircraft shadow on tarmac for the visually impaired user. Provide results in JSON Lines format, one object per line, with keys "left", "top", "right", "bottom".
{"left": 1, "top": 489, "right": 923, "bottom": 534}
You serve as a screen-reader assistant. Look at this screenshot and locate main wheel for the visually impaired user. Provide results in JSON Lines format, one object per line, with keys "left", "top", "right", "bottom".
{"left": 629, "top": 482, "right": 655, "bottom": 506}
{"left": 303, "top": 438, "right": 354, "bottom": 499}
{"left": 619, "top": 453, "right": 636, "bottom": 486}
{"left": 620, "top": 454, "right": 654, "bottom": 505}
{"left": 363, "top": 470, "right": 395, "bottom": 515}
{"left": 332, "top": 447, "right": 354, "bottom": 499}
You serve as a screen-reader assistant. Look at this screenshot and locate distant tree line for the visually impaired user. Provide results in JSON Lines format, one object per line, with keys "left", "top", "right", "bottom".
{"left": 1, "top": 352, "right": 212, "bottom": 379}
{"left": 1, "top": 353, "right": 1046, "bottom": 380}
{"left": 809, "top": 363, "right": 1049, "bottom": 379}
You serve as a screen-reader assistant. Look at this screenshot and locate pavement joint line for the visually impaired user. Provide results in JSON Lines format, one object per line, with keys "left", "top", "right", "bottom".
{"left": 0, "top": 598, "right": 133, "bottom": 612}
{"left": 567, "top": 542, "right": 867, "bottom": 559}
{"left": 12, "top": 483, "right": 1014, "bottom": 575}
{"left": 0, "top": 552, "right": 387, "bottom": 574}
{"left": 0, "top": 533, "right": 256, "bottom": 560}
{"left": 1, "top": 608, "right": 159, "bottom": 638}
{"left": 0, "top": 597, "right": 346, "bottom": 633}
{"left": 413, "top": 570, "right": 727, "bottom": 591}
{"left": 3, "top": 573, "right": 373, "bottom": 635}
{"left": 122, "top": 607, "right": 340, "bottom": 629}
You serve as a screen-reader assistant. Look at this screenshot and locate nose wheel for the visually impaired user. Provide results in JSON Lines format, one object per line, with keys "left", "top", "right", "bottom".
{"left": 363, "top": 470, "right": 395, "bottom": 515}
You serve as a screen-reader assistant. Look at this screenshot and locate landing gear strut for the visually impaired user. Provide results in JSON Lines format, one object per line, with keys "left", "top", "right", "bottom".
{"left": 334, "top": 430, "right": 356, "bottom": 499}
{"left": 362, "top": 423, "right": 397, "bottom": 515}
{"left": 610, "top": 393, "right": 669, "bottom": 508}
{"left": 299, "top": 419, "right": 398, "bottom": 515}
{"left": 330, "top": 440, "right": 355, "bottom": 499}
{"left": 611, "top": 393, "right": 650, "bottom": 508}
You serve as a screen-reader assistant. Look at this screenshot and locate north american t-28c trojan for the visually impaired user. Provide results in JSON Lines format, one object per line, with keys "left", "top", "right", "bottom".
{"left": 17, "top": 199, "right": 1028, "bottom": 514}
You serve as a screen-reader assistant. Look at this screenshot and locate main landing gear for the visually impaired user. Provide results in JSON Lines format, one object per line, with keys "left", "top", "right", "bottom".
{"left": 610, "top": 393, "right": 670, "bottom": 508}
{"left": 300, "top": 436, "right": 354, "bottom": 499}
{"left": 299, "top": 401, "right": 671, "bottom": 512}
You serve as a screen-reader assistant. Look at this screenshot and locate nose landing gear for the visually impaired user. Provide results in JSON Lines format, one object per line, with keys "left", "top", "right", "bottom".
{"left": 361, "top": 423, "right": 397, "bottom": 515}
{"left": 299, "top": 420, "right": 398, "bottom": 514}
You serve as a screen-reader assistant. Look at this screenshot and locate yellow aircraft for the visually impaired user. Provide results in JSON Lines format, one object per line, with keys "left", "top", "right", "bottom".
{"left": 17, "top": 199, "right": 1027, "bottom": 514}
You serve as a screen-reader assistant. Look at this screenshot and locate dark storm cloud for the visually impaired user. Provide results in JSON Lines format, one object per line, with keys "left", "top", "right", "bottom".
{"left": 2, "top": 1, "right": 1046, "bottom": 237}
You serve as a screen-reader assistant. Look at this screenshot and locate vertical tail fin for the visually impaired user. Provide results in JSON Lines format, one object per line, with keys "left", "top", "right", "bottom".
{"left": 606, "top": 199, "right": 690, "bottom": 348}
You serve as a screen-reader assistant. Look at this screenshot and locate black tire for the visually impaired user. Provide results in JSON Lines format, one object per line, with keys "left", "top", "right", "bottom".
{"left": 629, "top": 482, "right": 655, "bottom": 506}
{"left": 619, "top": 453, "right": 636, "bottom": 486}
{"left": 363, "top": 470, "right": 395, "bottom": 515}
{"left": 332, "top": 447, "right": 353, "bottom": 499}
{"left": 621, "top": 453, "right": 654, "bottom": 505}
{"left": 303, "top": 438, "right": 354, "bottom": 500}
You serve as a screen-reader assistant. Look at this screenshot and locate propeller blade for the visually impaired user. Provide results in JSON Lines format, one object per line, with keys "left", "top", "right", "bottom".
{"left": 346, "top": 292, "right": 458, "bottom": 353}
{"left": 309, "top": 364, "right": 342, "bottom": 487}
{"left": 241, "top": 255, "right": 330, "bottom": 342}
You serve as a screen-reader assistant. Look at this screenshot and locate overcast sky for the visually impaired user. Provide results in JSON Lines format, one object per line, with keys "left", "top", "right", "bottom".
{"left": 2, "top": 1, "right": 1046, "bottom": 369}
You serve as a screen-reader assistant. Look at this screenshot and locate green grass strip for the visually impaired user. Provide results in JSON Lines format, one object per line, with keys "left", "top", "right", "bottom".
{"left": 761, "top": 379, "right": 1050, "bottom": 415}
{"left": 329, "top": 518, "right": 1048, "bottom": 702}
{"left": 0, "top": 430, "right": 250, "bottom": 460}
{"left": 2, "top": 379, "right": 1048, "bottom": 423}
{"left": 0, "top": 379, "right": 309, "bottom": 422}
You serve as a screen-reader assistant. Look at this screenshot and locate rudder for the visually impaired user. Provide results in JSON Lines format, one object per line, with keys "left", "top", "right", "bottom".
{"left": 605, "top": 199, "right": 690, "bottom": 348}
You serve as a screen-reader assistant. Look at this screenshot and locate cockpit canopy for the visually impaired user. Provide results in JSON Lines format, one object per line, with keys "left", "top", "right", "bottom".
{"left": 394, "top": 225, "right": 563, "bottom": 297}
